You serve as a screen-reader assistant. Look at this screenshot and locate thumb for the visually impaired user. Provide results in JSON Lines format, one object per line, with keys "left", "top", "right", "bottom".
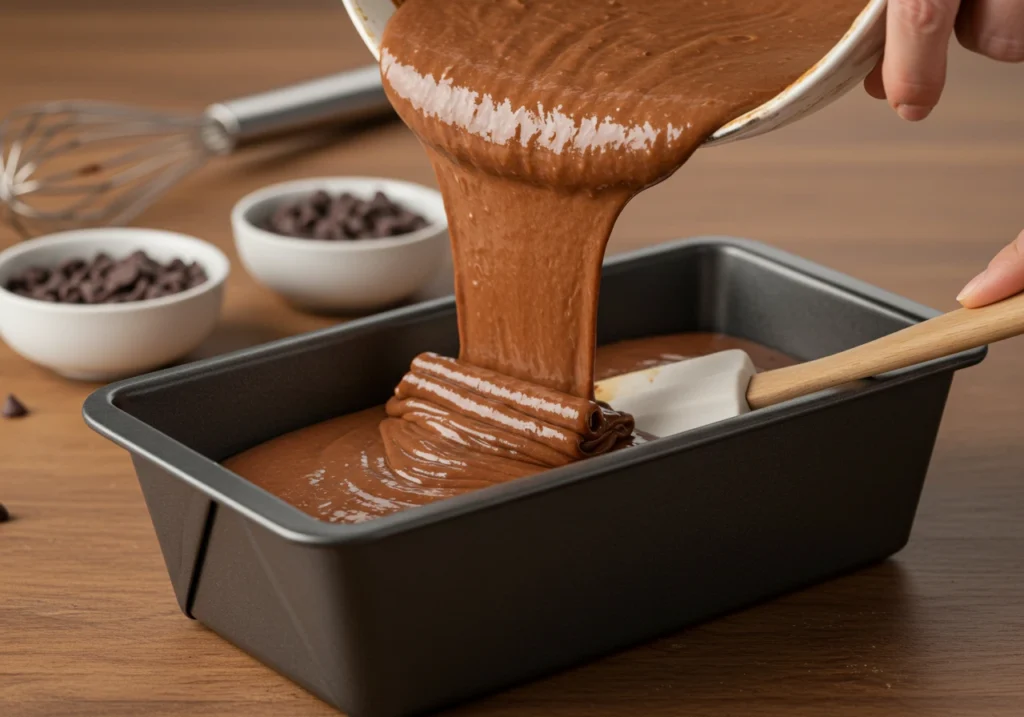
{"left": 957, "top": 229, "right": 1024, "bottom": 308}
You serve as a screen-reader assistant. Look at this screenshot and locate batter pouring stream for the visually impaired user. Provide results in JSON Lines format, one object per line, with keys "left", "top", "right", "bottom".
{"left": 377, "top": 0, "right": 867, "bottom": 482}
{"left": 227, "top": 0, "right": 867, "bottom": 522}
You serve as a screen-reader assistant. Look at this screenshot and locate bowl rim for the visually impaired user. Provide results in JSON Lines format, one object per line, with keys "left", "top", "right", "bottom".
{"left": 0, "top": 227, "right": 230, "bottom": 315}
{"left": 231, "top": 175, "right": 449, "bottom": 253}
{"left": 707, "top": 0, "right": 888, "bottom": 145}
{"left": 340, "top": 0, "right": 888, "bottom": 147}
{"left": 82, "top": 236, "right": 986, "bottom": 545}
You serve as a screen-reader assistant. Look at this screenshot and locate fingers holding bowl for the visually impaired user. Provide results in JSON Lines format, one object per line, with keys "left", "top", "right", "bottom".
{"left": 881, "top": 0, "right": 962, "bottom": 120}
{"left": 955, "top": 0, "right": 1024, "bottom": 63}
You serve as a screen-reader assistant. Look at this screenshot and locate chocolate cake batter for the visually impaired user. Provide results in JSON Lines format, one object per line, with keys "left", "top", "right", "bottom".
{"left": 228, "top": 0, "right": 866, "bottom": 522}
{"left": 227, "top": 334, "right": 795, "bottom": 523}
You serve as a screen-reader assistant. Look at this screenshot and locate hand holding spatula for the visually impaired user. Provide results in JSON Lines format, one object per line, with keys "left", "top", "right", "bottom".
{"left": 596, "top": 290, "right": 1024, "bottom": 438}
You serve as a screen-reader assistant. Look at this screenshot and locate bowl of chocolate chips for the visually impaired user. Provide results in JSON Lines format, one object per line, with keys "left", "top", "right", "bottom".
{"left": 0, "top": 228, "right": 229, "bottom": 381}
{"left": 231, "top": 176, "right": 448, "bottom": 313}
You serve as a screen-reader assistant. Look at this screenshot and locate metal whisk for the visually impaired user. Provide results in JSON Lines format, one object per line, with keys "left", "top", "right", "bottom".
{"left": 0, "top": 66, "right": 392, "bottom": 238}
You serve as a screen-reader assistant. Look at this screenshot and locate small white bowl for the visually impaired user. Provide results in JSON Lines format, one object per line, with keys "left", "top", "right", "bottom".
{"left": 231, "top": 176, "right": 449, "bottom": 313}
{"left": 0, "top": 228, "right": 229, "bottom": 382}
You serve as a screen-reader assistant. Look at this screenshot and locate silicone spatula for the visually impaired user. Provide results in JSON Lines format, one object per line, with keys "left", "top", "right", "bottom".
{"left": 595, "top": 291, "right": 1024, "bottom": 438}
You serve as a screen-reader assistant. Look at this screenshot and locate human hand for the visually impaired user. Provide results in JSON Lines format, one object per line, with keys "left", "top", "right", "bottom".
{"left": 957, "top": 230, "right": 1024, "bottom": 307}
{"left": 863, "top": 0, "right": 1024, "bottom": 121}
{"left": 863, "top": 1, "right": 1024, "bottom": 307}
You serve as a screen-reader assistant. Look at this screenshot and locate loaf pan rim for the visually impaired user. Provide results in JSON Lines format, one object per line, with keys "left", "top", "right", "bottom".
{"left": 83, "top": 236, "right": 986, "bottom": 545}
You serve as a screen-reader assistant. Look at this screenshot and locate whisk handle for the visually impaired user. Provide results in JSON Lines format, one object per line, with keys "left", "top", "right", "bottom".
{"left": 203, "top": 65, "right": 392, "bottom": 152}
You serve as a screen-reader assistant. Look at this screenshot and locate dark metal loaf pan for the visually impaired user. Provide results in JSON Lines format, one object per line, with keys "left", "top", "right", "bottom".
{"left": 84, "top": 237, "right": 985, "bottom": 717}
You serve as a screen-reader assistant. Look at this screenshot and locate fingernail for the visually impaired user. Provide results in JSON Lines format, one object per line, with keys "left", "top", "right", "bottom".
{"left": 895, "top": 103, "right": 932, "bottom": 121}
{"left": 957, "top": 270, "right": 986, "bottom": 304}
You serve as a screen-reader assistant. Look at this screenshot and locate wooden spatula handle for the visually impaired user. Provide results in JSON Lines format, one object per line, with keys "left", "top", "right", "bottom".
{"left": 747, "top": 291, "right": 1024, "bottom": 409}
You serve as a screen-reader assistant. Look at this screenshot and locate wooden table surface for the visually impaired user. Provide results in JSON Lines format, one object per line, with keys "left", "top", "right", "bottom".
{"left": 2, "top": 3, "right": 1022, "bottom": 716}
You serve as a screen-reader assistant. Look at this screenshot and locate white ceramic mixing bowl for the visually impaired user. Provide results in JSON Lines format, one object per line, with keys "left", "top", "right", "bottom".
{"left": 339, "top": 0, "right": 887, "bottom": 147}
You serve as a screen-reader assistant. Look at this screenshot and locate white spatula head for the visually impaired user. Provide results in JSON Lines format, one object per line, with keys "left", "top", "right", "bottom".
{"left": 595, "top": 350, "right": 756, "bottom": 438}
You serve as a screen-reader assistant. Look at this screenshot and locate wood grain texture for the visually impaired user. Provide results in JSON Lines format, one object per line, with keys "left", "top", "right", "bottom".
{"left": 748, "top": 290, "right": 1024, "bottom": 407}
{"left": 1, "top": 2, "right": 1022, "bottom": 716}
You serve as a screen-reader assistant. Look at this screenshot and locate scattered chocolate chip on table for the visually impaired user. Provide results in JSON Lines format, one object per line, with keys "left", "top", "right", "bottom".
{"left": 2, "top": 393, "right": 29, "bottom": 419}
{"left": 266, "top": 190, "right": 429, "bottom": 240}
{"left": 4, "top": 250, "right": 208, "bottom": 305}
{"left": 0, "top": 503, "right": 9, "bottom": 523}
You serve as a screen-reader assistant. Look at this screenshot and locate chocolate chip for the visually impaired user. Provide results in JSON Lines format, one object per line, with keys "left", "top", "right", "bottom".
{"left": 122, "top": 278, "right": 151, "bottom": 302}
{"left": 371, "top": 216, "right": 400, "bottom": 238}
{"left": 296, "top": 202, "right": 320, "bottom": 231}
{"left": 5, "top": 251, "right": 207, "bottom": 305}
{"left": 128, "top": 250, "right": 161, "bottom": 279}
{"left": 2, "top": 394, "right": 28, "bottom": 419}
{"left": 342, "top": 215, "right": 366, "bottom": 238}
{"left": 368, "top": 191, "right": 391, "bottom": 211}
{"left": 42, "top": 272, "right": 65, "bottom": 293}
{"left": 57, "top": 284, "right": 83, "bottom": 303}
{"left": 158, "top": 277, "right": 185, "bottom": 294}
{"left": 273, "top": 212, "right": 301, "bottom": 237}
{"left": 310, "top": 190, "right": 332, "bottom": 213}
{"left": 90, "top": 253, "right": 114, "bottom": 278}
{"left": 67, "top": 267, "right": 89, "bottom": 287}
{"left": 161, "top": 268, "right": 186, "bottom": 286}
{"left": 104, "top": 261, "right": 141, "bottom": 294}
{"left": 0, "top": 503, "right": 9, "bottom": 523}
{"left": 352, "top": 199, "right": 374, "bottom": 219}
{"left": 263, "top": 189, "right": 430, "bottom": 241}
{"left": 395, "top": 210, "right": 429, "bottom": 233}
{"left": 144, "top": 285, "right": 168, "bottom": 300}
{"left": 22, "top": 267, "right": 49, "bottom": 288}
{"left": 30, "top": 287, "right": 57, "bottom": 302}
{"left": 57, "top": 258, "right": 86, "bottom": 277}
{"left": 267, "top": 203, "right": 294, "bottom": 231}
{"left": 80, "top": 280, "right": 111, "bottom": 304}
{"left": 329, "top": 193, "right": 357, "bottom": 219}
{"left": 313, "top": 218, "right": 344, "bottom": 241}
